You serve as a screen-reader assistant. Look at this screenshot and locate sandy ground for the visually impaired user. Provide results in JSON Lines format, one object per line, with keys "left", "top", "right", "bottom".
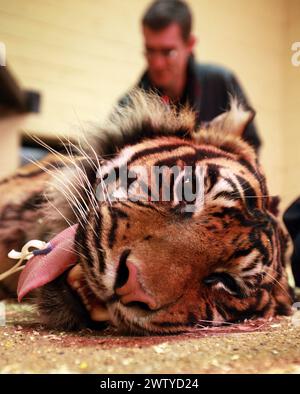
{"left": 0, "top": 300, "right": 300, "bottom": 374}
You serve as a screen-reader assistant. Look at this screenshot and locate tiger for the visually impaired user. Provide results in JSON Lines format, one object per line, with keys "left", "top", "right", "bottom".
{"left": 0, "top": 90, "right": 293, "bottom": 335}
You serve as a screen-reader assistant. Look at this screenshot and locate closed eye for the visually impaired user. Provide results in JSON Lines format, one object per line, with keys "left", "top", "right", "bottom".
{"left": 203, "top": 272, "right": 245, "bottom": 297}
{"left": 212, "top": 190, "right": 238, "bottom": 200}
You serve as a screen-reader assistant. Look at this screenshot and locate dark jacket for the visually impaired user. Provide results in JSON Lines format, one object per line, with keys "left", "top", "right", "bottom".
{"left": 284, "top": 198, "right": 300, "bottom": 287}
{"left": 133, "top": 56, "right": 261, "bottom": 151}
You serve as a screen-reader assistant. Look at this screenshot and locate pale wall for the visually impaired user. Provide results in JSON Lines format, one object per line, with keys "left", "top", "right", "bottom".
{"left": 283, "top": 0, "right": 300, "bottom": 209}
{"left": 0, "top": 0, "right": 299, "bottom": 208}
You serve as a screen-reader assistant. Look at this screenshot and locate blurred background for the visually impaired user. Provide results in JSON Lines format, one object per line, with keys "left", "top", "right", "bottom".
{"left": 0, "top": 0, "right": 299, "bottom": 209}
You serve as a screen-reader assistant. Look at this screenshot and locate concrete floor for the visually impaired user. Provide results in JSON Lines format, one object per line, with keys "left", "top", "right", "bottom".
{"left": 0, "top": 300, "right": 300, "bottom": 374}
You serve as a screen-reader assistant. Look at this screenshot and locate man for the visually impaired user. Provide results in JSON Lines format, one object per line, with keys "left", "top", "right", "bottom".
{"left": 122, "top": 0, "right": 261, "bottom": 151}
{"left": 284, "top": 198, "right": 300, "bottom": 295}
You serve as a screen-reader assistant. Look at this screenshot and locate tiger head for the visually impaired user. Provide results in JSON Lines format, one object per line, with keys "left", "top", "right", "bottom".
{"left": 50, "top": 91, "right": 293, "bottom": 334}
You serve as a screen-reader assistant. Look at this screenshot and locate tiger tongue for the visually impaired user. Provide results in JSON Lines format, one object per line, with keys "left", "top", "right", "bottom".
{"left": 17, "top": 224, "right": 79, "bottom": 301}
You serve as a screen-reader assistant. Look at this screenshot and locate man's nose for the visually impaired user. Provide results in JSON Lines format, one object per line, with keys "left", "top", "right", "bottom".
{"left": 115, "top": 261, "right": 157, "bottom": 310}
{"left": 148, "top": 54, "right": 167, "bottom": 70}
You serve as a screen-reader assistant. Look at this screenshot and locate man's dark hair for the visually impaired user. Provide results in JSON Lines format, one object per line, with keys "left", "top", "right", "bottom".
{"left": 142, "top": 0, "right": 192, "bottom": 41}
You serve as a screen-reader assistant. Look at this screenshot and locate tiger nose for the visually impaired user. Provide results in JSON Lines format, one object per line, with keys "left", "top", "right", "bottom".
{"left": 115, "top": 261, "right": 157, "bottom": 310}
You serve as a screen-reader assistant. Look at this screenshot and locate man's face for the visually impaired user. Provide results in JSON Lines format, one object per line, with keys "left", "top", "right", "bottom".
{"left": 143, "top": 23, "right": 194, "bottom": 93}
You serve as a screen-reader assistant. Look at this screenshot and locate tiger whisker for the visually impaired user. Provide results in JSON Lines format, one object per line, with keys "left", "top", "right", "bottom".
{"left": 24, "top": 142, "right": 89, "bottom": 218}
{"left": 30, "top": 156, "right": 93, "bottom": 225}
{"left": 45, "top": 179, "right": 100, "bottom": 239}
{"left": 73, "top": 129, "right": 112, "bottom": 207}
{"left": 44, "top": 186, "right": 86, "bottom": 230}
{"left": 71, "top": 107, "right": 100, "bottom": 167}
{"left": 42, "top": 192, "right": 75, "bottom": 228}
{"left": 263, "top": 270, "right": 293, "bottom": 301}
{"left": 28, "top": 135, "right": 98, "bottom": 215}
{"left": 30, "top": 160, "right": 89, "bottom": 226}
{"left": 47, "top": 166, "right": 91, "bottom": 218}
{"left": 44, "top": 179, "right": 87, "bottom": 228}
{"left": 68, "top": 134, "right": 99, "bottom": 172}
{"left": 53, "top": 138, "right": 100, "bottom": 218}
{"left": 28, "top": 134, "right": 74, "bottom": 166}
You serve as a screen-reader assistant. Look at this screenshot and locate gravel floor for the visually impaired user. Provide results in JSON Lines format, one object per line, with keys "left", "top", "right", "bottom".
{"left": 0, "top": 300, "right": 300, "bottom": 374}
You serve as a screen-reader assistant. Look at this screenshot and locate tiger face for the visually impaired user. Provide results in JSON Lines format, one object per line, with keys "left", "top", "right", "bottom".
{"left": 64, "top": 92, "right": 292, "bottom": 334}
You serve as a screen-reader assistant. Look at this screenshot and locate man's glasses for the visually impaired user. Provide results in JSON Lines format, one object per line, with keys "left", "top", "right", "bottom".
{"left": 144, "top": 48, "right": 178, "bottom": 60}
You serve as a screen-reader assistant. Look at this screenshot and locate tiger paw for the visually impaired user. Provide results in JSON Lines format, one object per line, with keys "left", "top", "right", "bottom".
{"left": 67, "top": 264, "right": 110, "bottom": 322}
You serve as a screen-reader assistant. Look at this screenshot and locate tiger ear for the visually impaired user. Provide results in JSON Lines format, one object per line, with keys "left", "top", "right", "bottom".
{"left": 207, "top": 97, "right": 255, "bottom": 137}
